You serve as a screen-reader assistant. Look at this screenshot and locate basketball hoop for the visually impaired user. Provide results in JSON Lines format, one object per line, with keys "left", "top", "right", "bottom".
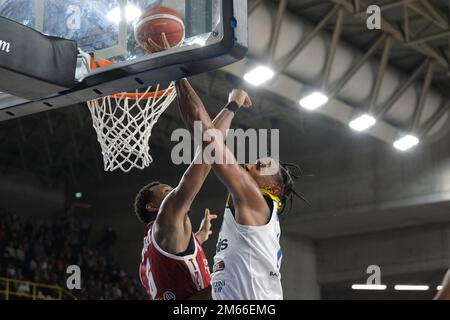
{"left": 87, "top": 83, "right": 177, "bottom": 173}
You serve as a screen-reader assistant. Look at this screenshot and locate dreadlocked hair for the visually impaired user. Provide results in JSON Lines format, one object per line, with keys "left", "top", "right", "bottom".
{"left": 134, "top": 181, "right": 162, "bottom": 224}
{"left": 278, "top": 162, "right": 310, "bottom": 214}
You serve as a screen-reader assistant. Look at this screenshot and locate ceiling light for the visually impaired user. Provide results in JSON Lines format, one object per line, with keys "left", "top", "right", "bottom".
{"left": 349, "top": 114, "right": 377, "bottom": 132}
{"left": 299, "top": 92, "right": 329, "bottom": 111}
{"left": 394, "top": 285, "right": 429, "bottom": 291}
{"left": 351, "top": 284, "right": 387, "bottom": 290}
{"left": 393, "top": 135, "right": 419, "bottom": 151}
{"left": 243, "top": 66, "right": 275, "bottom": 86}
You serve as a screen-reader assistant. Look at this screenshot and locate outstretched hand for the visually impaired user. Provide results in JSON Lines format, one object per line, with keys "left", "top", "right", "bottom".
{"left": 195, "top": 209, "right": 218, "bottom": 244}
{"left": 229, "top": 89, "right": 252, "bottom": 109}
{"left": 144, "top": 32, "right": 171, "bottom": 53}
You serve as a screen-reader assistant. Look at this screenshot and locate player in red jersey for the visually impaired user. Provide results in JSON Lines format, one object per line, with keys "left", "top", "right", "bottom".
{"left": 138, "top": 206, "right": 216, "bottom": 300}
{"left": 134, "top": 79, "right": 247, "bottom": 300}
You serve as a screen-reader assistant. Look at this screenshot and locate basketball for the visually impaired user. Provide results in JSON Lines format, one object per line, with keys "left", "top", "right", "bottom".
{"left": 134, "top": 6, "right": 185, "bottom": 53}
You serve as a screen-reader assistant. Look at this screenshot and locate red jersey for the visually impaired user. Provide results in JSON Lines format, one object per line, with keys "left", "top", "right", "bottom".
{"left": 139, "top": 222, "right": 211, "bottom": 300}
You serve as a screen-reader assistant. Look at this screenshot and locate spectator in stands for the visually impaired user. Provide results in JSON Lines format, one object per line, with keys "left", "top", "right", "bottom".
{"left": 0, "top": 209, "right": 146, "bottom": 300}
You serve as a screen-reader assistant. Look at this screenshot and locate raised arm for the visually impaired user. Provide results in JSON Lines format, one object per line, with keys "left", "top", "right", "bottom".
{"left": 175, "top": 79, "right": 269, "bottom": 226}
{"left": 156, "top": 80, "right": 235, "bottom": 228}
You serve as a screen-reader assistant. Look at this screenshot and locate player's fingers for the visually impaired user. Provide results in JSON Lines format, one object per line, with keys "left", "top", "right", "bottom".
{"left": 146, "top": 39, "right": 154, "bottom": 51}
{"left": 208, "top": 231, "right": 213, "bottom": 235}
{"left": 143, "top": 42, "right": 151, "bottom": 53}
{"left": 147, "top": 38, "right": 160, "bottom": 51}
{"left": 161, "top": 32, "right": 171, "bottom": 49}
{"left": 209, "top": 214, "right": 218, "bottom": 220}
{"left": 240, "top": 94, "right": 250, "bottom": 108}
{"left": 205, "top": 208, "right": 210, "bottom": 217}
{"left": 245, "top": 95, "right": 253, "bottom": 107}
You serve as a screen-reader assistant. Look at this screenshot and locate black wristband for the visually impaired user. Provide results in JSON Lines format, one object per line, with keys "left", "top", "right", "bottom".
{"left": 224, "top": 101, "right": 240, "bottom": 113}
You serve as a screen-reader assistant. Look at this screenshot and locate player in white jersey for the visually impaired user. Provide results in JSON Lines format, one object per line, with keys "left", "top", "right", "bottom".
{"left": 176, "top": 79, "right": 303, "bottom": 300}
{"left": 212, "top": 186, "right": 283, "bottom": 299}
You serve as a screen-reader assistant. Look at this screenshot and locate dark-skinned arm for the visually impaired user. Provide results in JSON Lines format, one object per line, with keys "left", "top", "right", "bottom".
{"left": 154, "top": 80, "right": 235, "bottom": 253}
{"left": 175, "top": 79, "right": 269, "bottom": 226}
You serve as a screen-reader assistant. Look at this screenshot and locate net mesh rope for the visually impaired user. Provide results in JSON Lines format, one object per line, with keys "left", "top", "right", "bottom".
{"left": 87, "top": 83, "right": 177, "bottom": 172}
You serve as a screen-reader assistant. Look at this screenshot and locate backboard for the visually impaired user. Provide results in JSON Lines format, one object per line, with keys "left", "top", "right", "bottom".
{"left": 0, "top": 0, "right": 248, "bottom": 120}
{"left": 0, "top": 0, "right": 219, "bottom": 62}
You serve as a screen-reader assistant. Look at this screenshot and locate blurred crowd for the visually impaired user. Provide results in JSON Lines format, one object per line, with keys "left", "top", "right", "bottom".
{"left": 0, "top": 209, "right": 146, "bottom": 300}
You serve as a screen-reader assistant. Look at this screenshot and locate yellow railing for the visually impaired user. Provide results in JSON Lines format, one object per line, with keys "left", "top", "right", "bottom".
{"left": 0, "top": 277, "right": 77, "bottom": 300}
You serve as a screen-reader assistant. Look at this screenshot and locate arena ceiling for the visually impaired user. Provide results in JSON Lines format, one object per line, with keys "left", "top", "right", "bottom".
{"left": 283, "top": 0, "right": 450, "bottom": 96}
{"left": 242, "top": 0, "right": 450, "bottom": 140}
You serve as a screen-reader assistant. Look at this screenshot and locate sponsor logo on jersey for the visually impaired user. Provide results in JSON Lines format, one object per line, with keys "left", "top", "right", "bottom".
{"left": 213, "top": 260, "right": 225, "bottom": 273}
{"left": 216, "top": 238, "right": 228, "bottom": 253}
{"left": 269, "top": 271, "right": 280, "bottom": 278}
{"left": 212, "top": 280, "right": 226, "bottom": 293}
{"left": 163, "top": 291, "right": 176, "bottom": 300}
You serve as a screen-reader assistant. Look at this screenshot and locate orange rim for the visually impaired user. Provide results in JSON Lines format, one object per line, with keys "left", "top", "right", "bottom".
{"left": 109, "top": 88, "right": 175, "bottom": 100}
{"left": 90, "top": 58, "right": 175, "bottom": 100}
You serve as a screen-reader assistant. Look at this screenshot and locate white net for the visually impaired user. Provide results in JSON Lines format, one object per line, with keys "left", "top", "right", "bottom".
{"left": 87, "top": 83, "right": 177, "bottom": 173}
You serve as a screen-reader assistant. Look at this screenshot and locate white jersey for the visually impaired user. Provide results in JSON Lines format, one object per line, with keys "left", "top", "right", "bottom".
{"left": 211, "top": 197, "right": 283, "bottom": 300}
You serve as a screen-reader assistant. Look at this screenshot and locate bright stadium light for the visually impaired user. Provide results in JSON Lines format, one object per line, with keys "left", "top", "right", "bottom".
{"left": 393, "top": 135, "right": 419, "bottom": 151}
{"left": 243, "top": 66, "right": 275, "bottom": 86}
{"left": 351, "top": 284, "right": 387, "bottom": 290}
{"left": 349, "top": 114, "right": 377, "bottom": 132}
{"left": 75, "top": 192, "right": 83, "bottom": 199}
{"left": 437, "top": 286, "right": 443, "bottom": 291}
{"left": 299, "top": 91, "right": 329, "bottom": 111}
{"left": 394, "top": 285, "right": 429, "bottom": 291}
{"left": 107, "top": 5, "right": 142, "bottom": 23}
